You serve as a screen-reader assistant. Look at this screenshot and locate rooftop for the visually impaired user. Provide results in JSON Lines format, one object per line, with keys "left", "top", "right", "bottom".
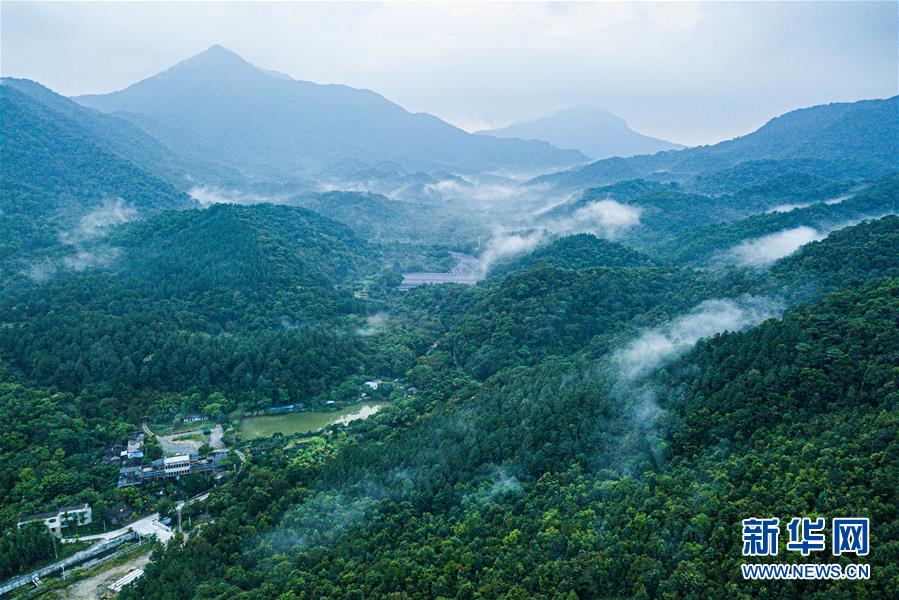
{"left": 164, "top": 454, "right": 190, "bottom": 465}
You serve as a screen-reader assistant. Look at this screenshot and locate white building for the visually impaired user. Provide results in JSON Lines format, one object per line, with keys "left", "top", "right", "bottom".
{"left": 163, "top": 455, "right": 192, "bottom": 476}
{"left": 18, "top": 504, "right": 93, "bottom": 536}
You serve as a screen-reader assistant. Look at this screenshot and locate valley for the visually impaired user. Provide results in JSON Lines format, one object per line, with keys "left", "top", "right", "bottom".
{"left": 0, "top": 10, "right": 897, "bottom": 599}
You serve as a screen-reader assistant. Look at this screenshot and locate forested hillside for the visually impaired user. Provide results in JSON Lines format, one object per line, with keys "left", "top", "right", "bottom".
{"left": 120, "top": 263, "right": 899, "bottom": 600}
{"left": 0, "top": 204, "right": 381, "bottom": 411}
{"left": 488, "top": 233, "right": 653, "bottom": 275}
{"left": 0, "top": 82, "right": 195, "bottom": 278}
{"left": 658, "top": 175, "right": 899, "bottom": 265}
{"left": 1, "top": 40, "right": 896, "bottom": 598}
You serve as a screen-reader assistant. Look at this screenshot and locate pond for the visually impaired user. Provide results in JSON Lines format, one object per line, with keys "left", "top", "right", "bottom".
{"left": 239, "top": 402, "right": 387, "bottom": 438}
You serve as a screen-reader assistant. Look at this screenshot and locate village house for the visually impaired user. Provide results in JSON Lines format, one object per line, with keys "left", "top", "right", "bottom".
{"left": 17, "top": 504, "right": 93, "bottom": 536}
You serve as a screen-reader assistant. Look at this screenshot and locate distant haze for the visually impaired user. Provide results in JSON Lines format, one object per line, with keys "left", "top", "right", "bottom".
{"left": 1, "top": 2, "right": 896, "bottom": 146}
{"left": 479, "top": 106, "right": 684, "bottom": 158}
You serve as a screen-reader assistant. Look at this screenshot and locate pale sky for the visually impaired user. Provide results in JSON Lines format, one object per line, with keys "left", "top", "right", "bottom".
{"left": 1, "top": 1, "right": 896, "bottom": 146}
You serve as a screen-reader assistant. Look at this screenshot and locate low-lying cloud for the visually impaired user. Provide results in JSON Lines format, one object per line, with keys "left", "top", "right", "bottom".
{"left": 726, "top": 226, "right": 824, "bottom": 267}
{"left": 62, "top": 247, "right": 122, "bottom": 272}
{"left": 615, "top": 296, "right": 782, "bottom": 381}
{"left": 422, "top": 178, "right": 520, "bottom": 208}
{"left": 356, "top": 312, "right": 390, "bottom": 337}
{"left": 565, "top": 199, "right": 642, "bottom": 239}
{"left": 24, "top": 198, "right": 135, "bottom": 282}
{"left": 766, "top": 202, "right": 811, "bottom": 214}
{"left": 605, "top": 294, "right": 782, "bottom": 473}
{"left": 189, "top": 185, "right": 270, "bottom": 207}
{"left": 477, "top": 230, "right": 545, "bottom": 274}
{"left": 59, "top": 197, "right": 137, "bottom": 244}
{"left": 476, "top": 198, "right": 642, "bottom": 275}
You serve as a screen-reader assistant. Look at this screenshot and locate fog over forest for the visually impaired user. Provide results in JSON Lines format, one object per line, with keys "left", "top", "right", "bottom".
{"left": 0, "top": 2, "right": 896, "bottom": 598}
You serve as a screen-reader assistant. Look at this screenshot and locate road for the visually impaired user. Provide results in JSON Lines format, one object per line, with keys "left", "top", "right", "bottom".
{"left": 66, "top": 490, "right": 214, "bottom": 546}
{"left": 65, "top": 513, "right": 173, "bottom": 544}
{"left": 176, "top": 491, "right": 210, "bottom": 512}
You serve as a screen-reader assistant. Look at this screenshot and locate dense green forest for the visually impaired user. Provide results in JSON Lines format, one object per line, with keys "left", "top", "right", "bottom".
{"left": 0, "top": 204, "right": 392, "bottom": 411}
{"left": 0, "top": 83, "right": 195, "bottom": 275}
{"left": 119, "top": 273, "right": 899, "bottom": 600}
{"left": 112, "top": 215, "right": 897, "bottom": 599}
{"left": 660, "top": 175, "right": 899, "bottom": 265}
{"left": 0, "top": 73, "right": 896, "bottom": 598}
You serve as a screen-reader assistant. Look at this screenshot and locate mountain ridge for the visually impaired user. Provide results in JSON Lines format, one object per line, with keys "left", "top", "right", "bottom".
{"left": 478, "top": 105, "right": 684, "bottom": 159}
{"left": 531, "top": 95, "right": 899, "bottom": 189}
{"left": 75, "top": 45, "right": 588, "bottom": 183}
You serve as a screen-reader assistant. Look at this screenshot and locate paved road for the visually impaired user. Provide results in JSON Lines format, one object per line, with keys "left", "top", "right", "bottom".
{"left": 67, "top": 490, "right": 214, "bottom": 546}
{"left": 176, "top": 491, "right": 210, "bottom": 512}
{"left": 66, "top": 513, "right": 173, "bottom": 544}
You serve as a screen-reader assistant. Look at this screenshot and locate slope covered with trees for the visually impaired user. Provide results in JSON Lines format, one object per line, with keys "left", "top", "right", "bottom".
{"left": 120, "top": 275, "right": 899, "bottom": 600}
{"left": 0, "top": 82, "right": 195, "bottom": 276}
{"left": 489, "top": 233, "right": 652, "bottom": 276}
{"left": 659, "top": 176, "right": 898, "bottom": 264}
{"left": 1, "top": 57, "right": 896, "bottom": 597}
{"left": 0, "top": 204, "right": 380, "bottom": 411}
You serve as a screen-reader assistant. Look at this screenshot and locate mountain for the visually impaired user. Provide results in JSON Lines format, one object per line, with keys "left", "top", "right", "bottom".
{"left": 2, "top": 78, "right": 191, "bottom": 183}
{"left": 658, "top": 177, "right": 899, "bottom": 266}
{"left": 532, "top": 96, "right": 899, "bottom": 190}
{"left": 0, "top": 204, "right": 378, "bottom": 403}
{"left": 488, "top": 232, "right": 653, "bottom": 277}
{"left": 0, "top": 81, "right": 195, "bottom": 273}
{"left": 478, "top": 105, "right": 684, "bottom": 159}
{"left": 75, "top": 45, "right": 587, "bottom": 183}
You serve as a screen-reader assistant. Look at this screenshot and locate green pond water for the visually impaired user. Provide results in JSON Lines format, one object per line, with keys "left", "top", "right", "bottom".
{"left": 239, "top": 402, "right": 387, "bottom": 438}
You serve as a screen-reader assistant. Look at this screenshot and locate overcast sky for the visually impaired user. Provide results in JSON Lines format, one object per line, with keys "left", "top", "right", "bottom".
{"left": 2, "top": 1, "right": 896, "bottom": 146}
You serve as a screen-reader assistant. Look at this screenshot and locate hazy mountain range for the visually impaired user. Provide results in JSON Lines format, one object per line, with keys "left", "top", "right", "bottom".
{"left": 478, "top": 105, "right": 684, "bottom": 160}
{"left": 75, "top": 45, "right": 587, "bottom": 183}
{"left": 532, "top": 95, "right": 899, "bottom": 189}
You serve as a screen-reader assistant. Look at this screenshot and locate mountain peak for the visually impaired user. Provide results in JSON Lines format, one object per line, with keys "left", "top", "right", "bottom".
{"left": 554, "top": 105, "right": 620, "bottom": 120}
{"left": 156, "top": 45, "right": 297, "bottom": 83}
{"left": 171, "top": 44, "right": 255, "bottom": 72}
{"left": 73, "top": 47, "right": 584, "bottom": 180}
{"left": 203, "top": 43, "right": 237, "bottom": 55}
